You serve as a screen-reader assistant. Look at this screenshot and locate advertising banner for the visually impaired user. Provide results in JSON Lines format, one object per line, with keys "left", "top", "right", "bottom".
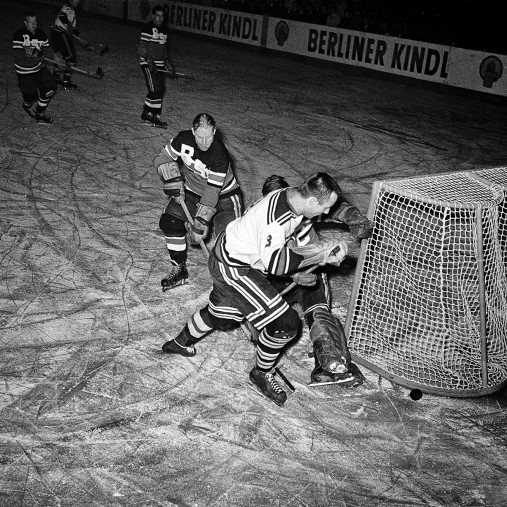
{"left": 266, "top": 18, "right": 507, "bottom": 96}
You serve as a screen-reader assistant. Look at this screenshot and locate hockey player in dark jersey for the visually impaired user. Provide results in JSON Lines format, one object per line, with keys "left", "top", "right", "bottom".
{"left": 259, "top": 175, "right": 369, "bottom": 387}
{"left": 138, "top": 4, "right": 175, "bottom": 128}
{"left": 155, "top": 113, "right": 243, "bottom": 289}
{"left": 13, "top": 11, "right": 59, "bottom": 124}
{"left": 161, "top": 172, "right": 348, "bottom": 405}
{"left": 50, "top": 0, "right": 84, "bottom": 90}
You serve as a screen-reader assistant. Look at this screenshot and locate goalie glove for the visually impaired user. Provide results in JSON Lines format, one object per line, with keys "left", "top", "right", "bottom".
{"left": 187, "top": 203, "right": 216, "bottom": 245}
{"left": 157, "top": 161, "right": 185, "bottom": 204}
{"left": 291, "top": 237, "right": 348, "bottom": 269}
{"left": 349, "top": 220, "right": 373, "bottom": 241}
{"left": 330, "top": 203, "right": 373, "bottom": 240}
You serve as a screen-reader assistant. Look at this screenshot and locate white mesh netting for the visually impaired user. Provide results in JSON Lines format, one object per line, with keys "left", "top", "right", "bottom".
{"left": 346, "top": 170, "right": 507, "bottom": 396}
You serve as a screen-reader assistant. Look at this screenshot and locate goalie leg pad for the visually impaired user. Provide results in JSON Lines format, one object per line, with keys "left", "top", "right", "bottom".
{"left": 310, "top": 307, "right": 350, "bottom": 373}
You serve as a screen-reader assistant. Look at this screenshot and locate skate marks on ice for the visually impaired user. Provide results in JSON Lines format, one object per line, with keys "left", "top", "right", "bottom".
{"left": 1, "top": 1, "right": 507, "bottom": 505}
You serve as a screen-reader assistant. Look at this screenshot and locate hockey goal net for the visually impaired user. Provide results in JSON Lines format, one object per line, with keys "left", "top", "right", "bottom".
{"left": 345, "top": 168, "right": 507, "bottom": 396}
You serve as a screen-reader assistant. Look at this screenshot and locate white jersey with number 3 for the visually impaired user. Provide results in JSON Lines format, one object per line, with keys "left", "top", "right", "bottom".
{"left": 219, "top": 189, "right": 313, "bottom": 275}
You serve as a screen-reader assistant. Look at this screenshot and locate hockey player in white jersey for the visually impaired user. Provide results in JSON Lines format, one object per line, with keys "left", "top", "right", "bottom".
{"left": 161, "top": 172, "right": 348, "bottom": 405}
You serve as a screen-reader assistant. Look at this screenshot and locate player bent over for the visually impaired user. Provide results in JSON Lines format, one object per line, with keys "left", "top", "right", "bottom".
{"left": 155, "top": 113, "right": 242, "bottom": 290}
{"left": 161, "top": 172, "right": 348, "bottom": 406}
{"left": 13, "top": 11, "right": 61, "bottom": 124}
{"left": 260, "top": 175, "right": 371, "bottom": 387}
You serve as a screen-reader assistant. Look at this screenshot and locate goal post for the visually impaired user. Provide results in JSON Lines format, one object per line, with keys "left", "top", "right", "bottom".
{"left": 345, "top": 169, "right": 507, "bottom": 397}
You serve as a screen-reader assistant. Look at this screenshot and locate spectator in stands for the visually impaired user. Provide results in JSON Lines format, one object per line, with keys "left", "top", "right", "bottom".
{"left": 335, "top": 0, "right": 350, "bottom": 27}
{"left": 326, "top": 5, "right": 341, "bottom": 27}
{"left": 305, "top": 3, "right": 321, "bottom": 24}
{"left": 269, "top": 0, "right": 288, "bottom": 19}
{"left": 288, "top": 1, "right": 305, "bottom": 21}
{"left": 316, "top": 3, "right": 328, "bottom": 25}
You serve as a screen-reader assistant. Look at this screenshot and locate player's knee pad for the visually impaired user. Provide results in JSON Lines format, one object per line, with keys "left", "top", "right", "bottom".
{"left": 159, "top": 212, "right": 186, "bottom": 236}
{"left": 265, "top": 306, "right": 300, "bottom": 341}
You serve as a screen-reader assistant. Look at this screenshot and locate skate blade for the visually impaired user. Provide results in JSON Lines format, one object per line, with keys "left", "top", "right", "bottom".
{"left": 161, "top": 279, "right": 188, "bottom": 292}
{"left": 248, "top": 383, "right": 285, "bottom": 407}
{"left": 309, "top": 378, "right": 358, "bottom": 387}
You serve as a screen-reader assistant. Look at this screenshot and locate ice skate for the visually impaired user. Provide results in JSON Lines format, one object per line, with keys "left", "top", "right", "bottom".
{"left": 62, "top": 81, "right": 78, "bottom": 90}
{"left": 249, "top": 366, "right": 287, "bottom": 406}
{"left": 309, "top": 359, "right": 365, "bottom": 387}
{"left": 161, "top": 326, "right": 196, "bottom": 357}
{"left": 22, "top": 103, "right": 35, "bottom": 118}
{"left": 141, "top": 109, "right": 153, "bottom": 123}
{"left": 151, "top": 114, "right": 167, "bottom": 129}
{"left": 34, "top": 112, "right": 53, "bottom": 124}
{"left": 161, "top": 262, "right": 188, "bottom": 291}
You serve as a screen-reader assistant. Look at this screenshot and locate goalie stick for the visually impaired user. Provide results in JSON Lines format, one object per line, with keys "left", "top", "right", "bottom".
{"left": 45, "top": 58, "right": 104, "bottom": 80}
{"left": 73, "top": 34, "right": 109, "bottom": 56}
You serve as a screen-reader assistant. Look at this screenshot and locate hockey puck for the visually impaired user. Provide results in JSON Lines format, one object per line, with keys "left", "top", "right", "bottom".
{"left": 410, "top": 389, "right": 423, "bottom": 400}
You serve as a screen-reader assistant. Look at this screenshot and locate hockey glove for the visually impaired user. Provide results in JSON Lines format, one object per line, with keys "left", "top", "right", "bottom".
{"left": 349, "top": 220, "right": 373, "bottom": 240}
{"left": 292, "top": 237, "right": 348, "bottom": 269}
{"left": 187, "top": 203, "right": 216, "bottom": 245}
{"left": 164, "top": 60, "right": 176, "bottom": 78}
{"left": 292, "top": 271, "right": 318, "bottom": 287}
{"left": 158, "top": 161, "right": 185, "bottom": 204}
{"left": 53, "top": 52, "right": 69, "bottom": 71}
{"left": 332, "top": 204, "right": 373, "bottom": 240}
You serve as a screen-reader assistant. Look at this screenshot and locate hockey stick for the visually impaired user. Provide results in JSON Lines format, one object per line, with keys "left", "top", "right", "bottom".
{"left": 45, "top": 57, "right": 101, "bottom": 79}
{"left": 73, "top": 34, "right": 109, "bottom": 56}
{"left": 45, "top": 58, "right": 104, "bottom": 80}
{"left": 180, "top": 200, "right": 210, "bottom": 258}
{"left": 274, "top": 366, "right": 296, "bottom": 392}
{"left": 159, "top": 69, "right": 194, "bottom": 80}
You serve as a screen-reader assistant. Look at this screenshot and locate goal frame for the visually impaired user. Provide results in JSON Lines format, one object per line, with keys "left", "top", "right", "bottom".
{"left": 345, "top": 168, "right": 507, "bottom": 397}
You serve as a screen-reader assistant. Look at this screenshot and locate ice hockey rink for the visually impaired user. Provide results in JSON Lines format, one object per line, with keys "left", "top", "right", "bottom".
{"left": 1, "top": 1, "right": 507, "bottom": 505}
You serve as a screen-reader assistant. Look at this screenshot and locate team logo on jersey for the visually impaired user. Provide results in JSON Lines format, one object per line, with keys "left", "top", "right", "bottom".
{"left": 180, "top": 144, "right": 209, "bottom": 178}
{"left": 151, "top": 28, "right": 167, "bottom": 43}
{"left": 479, "top": 56, "right": 503, "bottom": 88}
{"left": 23, "top": 34, "right": 43, "bottom": 50}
